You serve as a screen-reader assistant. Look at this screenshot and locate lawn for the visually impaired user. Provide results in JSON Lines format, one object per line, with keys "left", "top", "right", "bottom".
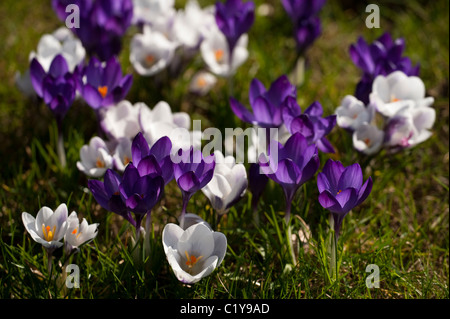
{"left": 0, "top": 0, "right": 448, "bottom": 300}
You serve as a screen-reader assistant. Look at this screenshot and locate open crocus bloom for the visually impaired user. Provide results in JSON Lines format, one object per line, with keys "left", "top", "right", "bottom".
{"left": 22, "top": 204, "right": 69, "bottom": 250}
{"left": 370, "top": 71, "right": 434, "bottom": 118}
{"left": 77, "top": 136, "right": 113, "bottom": 177}
{"left": 100, "top": 100, "right": 141, "bottom": 141}
{"left": 200, "top": 28, "right": 248, "bottom": 77}
{"left": 130, "top": 25, "right": 178, "bottom": 76}
{"left": 335, "top": 95, "right": 373, "bottom": 131}
{"left": 352, "top": 123, "right": 384, "bottom": 155}
{"left": 162, "top": 223, "right": 227, "bottom": 284}
{"left": 201, "top": 151, "right": 248, "bottom": 215}
{"left": 65, "top": 211, "right": 99, "bottom": 251}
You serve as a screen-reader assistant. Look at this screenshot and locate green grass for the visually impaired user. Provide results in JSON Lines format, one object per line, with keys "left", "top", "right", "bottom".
{"left": 0, "top": 0, "right": 448, "bottom": 299}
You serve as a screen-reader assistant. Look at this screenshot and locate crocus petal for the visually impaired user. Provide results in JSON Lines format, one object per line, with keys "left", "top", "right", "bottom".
{"left": 338, "top": 163, "right": 363, "bottom": 190}
{"left": 229, "top": 97, "right": 255, "bottom": 124}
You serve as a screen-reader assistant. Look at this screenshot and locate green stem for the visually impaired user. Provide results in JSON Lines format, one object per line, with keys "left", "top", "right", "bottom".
{"left": 56, "top": 118, "right": 66, "bottom": 168}
{"left": 328, "top": 214, "right": 338, "bottom": 283}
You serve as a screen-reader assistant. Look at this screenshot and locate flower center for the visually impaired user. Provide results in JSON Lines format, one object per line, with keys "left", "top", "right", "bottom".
{"left": 98, "top": 86, "right": 108, "bottom": 98}
{"left": 123, "top": 155, "right": 131, "bottom": 166}
{"left": 390, "top": 95, "right": 400, "bottom": 103}
{"left": 143, "top": 54, "right": 156, "bottom": 68}
{"left": 185, "top": 250, "right": 203, "bottom": 269}
{"left": 96, "top": 157, "right": 105, "bottom": 168}
{"left": 337, "top": 189, "right": 343, "bottom": 195}
{"left": 364, "top": 138, "right": 372, "bottom": 146}
{"left": 196, "top": 76, "right": 207, "bottom": 88}
{"left": 214, "top": 49, "right": 224, "bottom": 62}
{"left": 42, "top": 224, "right": 56, "bottom": 242}
{"left": 71, "top": 228, "right": 82, "bottom": 239}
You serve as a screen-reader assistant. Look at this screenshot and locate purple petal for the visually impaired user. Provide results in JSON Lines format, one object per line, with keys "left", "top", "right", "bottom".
{"left": 120, "top": 163, "right": 140, "bottom": 198}
{"left": 229, "top": 97, "right": 255, "bottom": 124}
{"left": 316, "top": 137, "right": 335, "bottom": 153}
{"left": 29, "top": 58, "right": 46, "bottom": 97}
{"left": 131, "top": 132, "right": 150, "bottom": 166}
{"left": 249, "top": 78, "right": 266, "bottom": 106}
{"left": 88, "top": 179, "right": 109, "bottom": 209}
{"left": 137, "top": 156, "right": 162, "bottom": 177}
{"left": 338, "top": 163, "right": 363, "bottom": 190}
{"left": 321, "top": 159, "right": 345, "bottom": 194}
{"left": 335, "top": 188, "right": 358, "bottom": 212}
{"left": 150, "top": 136, "right": 172, "bottom": 162}
{"left": 104, "top": 169, "right": 122, "bottom": 196}
{"left": 252, "top": 97, "right": 273, "bottom": 126}
{"left": 356, "top": 177, "right": 373, "bottom": 206}
{"left": 289, "top": 115, "right": 315, "bottom": 139}
{"left": 318, "top": 190, "right": 342, "bottom": 213}
{"left": 82, "top": 84, "right": 103, "bottom": 109}
{"left": 49, "top": 54, "right": 69, "bottom": 78}
{"left": 177, "top": 171, "right": 200, "bottom": 194}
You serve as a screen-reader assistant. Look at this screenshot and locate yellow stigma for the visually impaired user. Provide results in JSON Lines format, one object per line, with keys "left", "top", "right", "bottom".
{"left": 214, "top": 49, "right": 224, "bottom": 62}
{"left": 98, "top": 86, "right": 108, "bottom": 98}
{"left": 42, "top": 224, "right": 56, "bottom": 241}
{"left": 96, "top": 157, "right": 105, "bottom": 168}
{"left": 72, "top": 228, "right": 82, "bottom": 239}
{"left": 185, "top": 251, "right": 203, "bottom": 268}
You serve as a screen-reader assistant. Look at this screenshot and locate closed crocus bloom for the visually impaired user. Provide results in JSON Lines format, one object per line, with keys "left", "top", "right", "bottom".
{"left": 230, "top": 75, "right": 296, "bottom": 128}
{"left": 317, "top": 159, "right": 372, "bottom": 236}
{"left": 22, "top": 204, "right": 69, "bottom": 250}
{"left": 335, "top": 95, "right": 373, "bottom": 131}
{"left": 215, "top": 0, "right": 255, "bottom": 54}
{"left": 162, "top": 222, "right": 227, "bottom": 284}
{"left": 201, "top": 151, "right": 247, "bottom": 215}
{"left": 370, "top": 71, "right": 434, "bottom": 118}
{"left": 65, "top": 211, "right": 99, "bottom": 251}
{"left": 80, "top": 56, "right": 133, "bottom": 110}
{"left": 77, "top": 136, "right": 114, "bottom": 177}
{"left": 352, "top": 123, "right": 384, "bottom": 155}
{"left": 30, "top": 54, "right": 77, "bottom": 119}
{"left": 130, "top": 25, "right": 178, "bottom": 77}
{"left": 260, "top": 132, "right": 319, "bottom": 222}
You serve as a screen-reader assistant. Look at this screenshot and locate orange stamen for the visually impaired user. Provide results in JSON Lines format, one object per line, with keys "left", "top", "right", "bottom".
{"left": 98, "top": 86, "right": 108, "bottom": 98}
{"left": 214, "top": 49, "right": 224, "bottom": 62}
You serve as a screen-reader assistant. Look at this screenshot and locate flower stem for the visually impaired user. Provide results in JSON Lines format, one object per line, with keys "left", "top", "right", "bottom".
{"left": 46, "top": 248, "right": 54, "bottom": 275}
{"left": 179, "top": 194, "right": 190, "bottom": 229}
{"left": 56, "top": 117, "right": 66, "bottom": 168}
{"left": 328, "top": 214, "right": 339, "bottom": 283}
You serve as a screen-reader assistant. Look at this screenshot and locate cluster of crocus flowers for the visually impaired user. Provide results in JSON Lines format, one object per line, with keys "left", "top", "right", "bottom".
{"left": 22, "top": 203, "right": 98, "bottom": 272}
{"left": 349, "top": 32, "right": 420, "bottom": 104}
{"left": 336, "top": 71, "right": 435, "bottom": 154}
{"left": 52, "top": 0, "right": 133, "bottom": 61}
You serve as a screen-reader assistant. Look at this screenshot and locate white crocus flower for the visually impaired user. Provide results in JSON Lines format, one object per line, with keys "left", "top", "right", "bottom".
{"left": 189, "top": 71, "right": 217, "bottom": 95}
{"left": 130, "top": 25, "right": 178, "bottom": 76}
{"left": 202, "top": 151, "right": 248, "bottom": 215}
{"left": 200, "top": 29, "right": 248, "bottom": 77}
{"left": 352, "top": 123, "right": 385, "bottom": 155}
{"left": 335, "top": 95, "right": 373, "bottom": 130}
{"left": 100, "top": 100, "right": 141, "bottom": 141}
{"left": 139, "top": 101, "right": 201, "bottom": 153}
{"left": 132, "top": 0, "right": 175, "bottom": 26}
{"left": 65, "top": 211, "right": 99, "bottom": 251}
{"left": 22, "top": 204, "right": 69, "bottom": 250}
{"left": 162, "top": 223, "right": 227, "bottom": 284}
{"left": 369, "top": 71, "right": 434, "bottom": 118}
{"left": 112, "top": 138, "right": 133, "bottom": 172}
{"left": 76, "top": 136, "right": 113, "bottom": 177}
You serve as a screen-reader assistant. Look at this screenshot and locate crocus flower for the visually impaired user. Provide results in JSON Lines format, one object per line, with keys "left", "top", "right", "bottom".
{"left": 100, "top": 100, "right": 141, "bottom": 141}
{"left": 65, "top": 211, "right": 99, "bottom": 252}
{"left": 230, "top": 75, "right": 296, "bottom": 128}
{"left": 79, "top": 56, "right": 133, "bottom": 110}
{"left": 215, "top": 0, "right": 255, "bottom": 54}
{"left": 349, "top": 32, "right": 420, "bottom": 104}
{"left": 173, "top": 147, "right": 215, "bottom": 227}
{"left": 53, "top": 0, "right": 133, "bottom": 61}
{"left": 131, "top": 132, "right": 174, "bottom": 185}
{"left": 112, "top": 138, "right": 133, "bottom": 172}
{"left": 282, "top": 98, "right": 336, "bottom": 153}
{"left": 200, "top": 28, "right": 249, "bottom": 78}
{"left": 162, "top": 222, "right": 227, "bottom": 284}
{"left": 132, "top": 0, "right": 175, "bottom": 26}
{"left": 76, "top": 136, "right": 114, "bottom": 177}
{"left": 352, "top": 123, "right": 384, "bottom": 155}
{"left": 30, "top": 54, "right": 77, "bottom": 120}
{"left": 317, "top": 159, "right": 372, "bottom": 237}
{"left": 130, "top": 25, "right": 178, "bottom": 77}
{"left": 260, "top": 132, "right": 319, "bottom": 222}
{"left": 281, "top": 0, "right": 326, "bottom": 53}
{"left": 335, "top": 95, "right": 373, "bottom": 131}
{"left": 88, "top": 169, "right": 135, "bottom": 227}
{"left": 22, "top": 204, "right": 69, "bottom": 250}
{"left": 369, "top": 71, "right": 434, "bottom": 118}
{"left": 189, "top": 71, "right": 217, "bottom": 96}
{"left": 201, "top": 151, "right": 247, "bottom": 215}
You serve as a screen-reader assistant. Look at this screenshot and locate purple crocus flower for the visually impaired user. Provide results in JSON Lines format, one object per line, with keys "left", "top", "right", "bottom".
{"left": 79, "top": 56, "right": 133, "bottom": 110}
{"left": 88, "top": 169, "right": 136, "bottom": 227}
{"left": 215, "top": 0, "right": 255, "bottom": 54}
{"left": 282, "top": 97, "right": 336, "bottom": 153}
{"left": 260, "top": 132, "right": 319, "bottom": 223}
{"left": 52, "top": 0, "right": 133, "bottom": 61}
{"left": 349, "top": 32, "right": 420, "bottom": 104}
{"left": 173, "top": 147, "right": 215, "bottom": 227}
{"left": 317, "top": 159, "right": 372, "bottom": 237}
{"left": 230, "top": 75, "right": 296, "bottom": 128}
{"left": 281, "top": 0, "right": 326, "bottom": 54}
{"left": 131, "top": 132, "right": 174, "bottom": 185}
{"left": 30, "top": 54, "right": 77, "bottom": 120}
